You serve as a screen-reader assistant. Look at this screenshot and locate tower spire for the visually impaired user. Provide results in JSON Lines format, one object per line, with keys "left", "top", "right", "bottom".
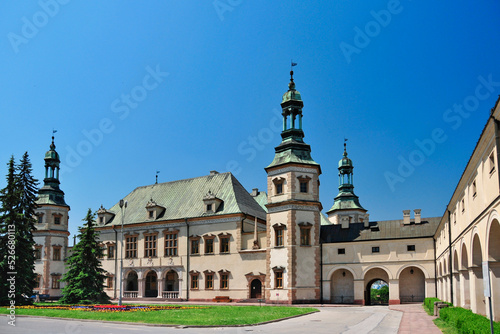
{"left": 37, "top": 135, "right": 67, "bottom": 206}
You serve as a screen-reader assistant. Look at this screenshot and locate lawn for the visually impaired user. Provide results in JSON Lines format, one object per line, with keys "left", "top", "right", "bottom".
{"left": 0, "top": 304, "right": 318, "bottom": 326}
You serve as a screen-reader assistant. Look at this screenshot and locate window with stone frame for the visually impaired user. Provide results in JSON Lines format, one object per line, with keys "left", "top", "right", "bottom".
{"left": 99, "top": 216, "right": 105, "bottom": 224}
{"left": 52, "top": 275, "right": 61, "bottom": 289}
{"left": 372, "top": 246, "right": 380, "bottom": 253}
{"left": 52, "top": 246, "right": 61, "bottom": 261}
{"left": 54, "top": 216, "right": 61, "bottom": 225}
{"left": 35, "top": 275, "right": 41, "bottom": 289}
{"left": 190, "top": 272, "right": 199, "bottom": 290}
{"left": 190, "top": 236, "right": 200, "bottom": 255}
{"left": 125, "top": 235, "right": 138, "bottom": 258}
{"left": 107, "top": 276, "right": 114, "bottom": 288}
{"left": 297, "top": 175, "right": 311, "bottom": 194}
{"left": 273, "top": 224, "right": 286, "bottom": 247}
{"left": 164, "top": 232, "right": 178, "bottom": 257}
{"left": 273, "top": 177, "right": 285, "bottom": 195}
{"left": 34, "top": 245, "right": 42, "bottom": 260}
{"left": 107, "top": 244, "right": 115, "bottom": 259}
{"left": 219, "top": 234, "right": 230, "bottom": 254}
{"left": 37, "top": 213, "right": 44, "bottom": 224}
{"left": 273, "top": 267, "right": 284, "bottom": 289}
{"left": 204, "top": 235, "right": 215, "bottom": 254}
{"left": 205, "top": 272, "right": 214, "bottom": 290}
{"left": 220, "top": 273, "right": 229, "bottom": 289}
{"left": 144, "top": 233, "right": 158, "bottom": 257}
{"left": 299, "top": 223, "right": 312, "bottom": 246}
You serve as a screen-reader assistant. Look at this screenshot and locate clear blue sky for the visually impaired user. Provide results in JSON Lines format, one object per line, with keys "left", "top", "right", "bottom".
{"left": 1, "top": 1, "right": 499, "bottom": 240}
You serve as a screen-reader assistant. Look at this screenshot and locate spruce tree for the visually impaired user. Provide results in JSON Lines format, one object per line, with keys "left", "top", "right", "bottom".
{"left": 0, "top": 157, "right": 22, "bottom": 305}
{"left": 15, "top": 152, "right": 38, "bottom": 304}
{"left": 61, "top": 209, "right": 110, "bottom": 304}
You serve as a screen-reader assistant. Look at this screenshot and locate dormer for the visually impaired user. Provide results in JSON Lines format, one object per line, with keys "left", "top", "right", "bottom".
{"left": 97, "top": 205, "right": 115, "bottom": 226}
{"left": 146, "top": 198, "right": 165, "bottom": 220}
{"left": 203, "top": 190, "right": 223, "bottom": 213}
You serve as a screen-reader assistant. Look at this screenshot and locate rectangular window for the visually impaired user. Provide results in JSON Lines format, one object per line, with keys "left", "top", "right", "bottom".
{"left": 205, "top": 238, "right": 214, "bottom": 254}
{"left": 300, "top": 181, "right": 308, "bottom": 193}
{"left": 34, "top": 247, "right": 42, "bottom": 260}
{"left": 164, "top": 233, "right": 177, "bottom": 257}
{"left": 53, "top": 247, "right": 61, "bottom": 261}
{"left": 191, "top": 239, "right": 199, "bottom": 255}
{"left": 300, "top": 227, "right": 310, "bottom": 246}
{"left": 149, "top": 210, "right": 154, "bottom": 218}
{"left": 38, "top": 215, "right": 43, "bottom": 224}
{"left": 372, "top": 246, "right": 380, "bottom": 253}
{"left": 205, "top": 274, "right": 213, "bottom": 289}
{"left": 99, "top": 216, "right": 104, "bottom": 224}
{"left": 52, "top": 276, "right": 61, "bottom": 289}
{"left": 144, "top": 234, "right": 157, "bottom": 257}
{"left": 220, "top": 274, "right": 229, "bottom": 289}
{"left": 107, "top": 276, "right": 114, "bottom": 289}
{"left": 107, "top": 244, "right": 115, "bottom": 259}
{"left": 54, "top": 216, "right": 61, "bottom": 225}
{"left": 191, "top": 274, "right": 199, "bottom": 289}
{"left": 276, "top": 183, "right": 283, "bottom": 194}
{"left": 275, "top": 272, "right": 283, "bottom": 289}
{"left": 338, "top": 248, "right": 346, "bottom": 255}
{"left": 190, "top": 239, "right": 199, "bottom": 255}
{"left": 275, "top": 228, "right": 284, "bottom": 247}
{"left": 35, "top": 275, "right": 41, "bottom": 289}
{"left": 125, "top": 236, "right": 137, "bottom": 258}
{"left": 407, "top": 245, "right": 416, "bottom": 251}
{"left": 490, "top": 152, "right": 496, "bottom": 173}
{"left": 206, "top": 204, "right": 212, "bottom": 212}
{"left": 220, "top": 237, "right": 230, "bottom": 253}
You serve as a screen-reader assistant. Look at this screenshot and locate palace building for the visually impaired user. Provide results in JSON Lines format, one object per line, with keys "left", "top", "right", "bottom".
{"left": 32, "top": 72, "right": 500, "bottom": 320}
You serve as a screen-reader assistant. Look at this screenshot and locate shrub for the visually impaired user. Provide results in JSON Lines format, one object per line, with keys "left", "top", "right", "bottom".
{"left": 439, "top": 307, "right": 500, "bottom": 334}
{"left": 424, "top": 297, "right": 441, "bottom": 314}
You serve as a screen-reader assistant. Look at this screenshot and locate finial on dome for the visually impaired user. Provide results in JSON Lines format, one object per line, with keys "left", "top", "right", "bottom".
{"left": 50, "top": 129, "right": 57, "bottom": 150}
{"left": 344, "top": 138, "right": 348, "bottom": 156}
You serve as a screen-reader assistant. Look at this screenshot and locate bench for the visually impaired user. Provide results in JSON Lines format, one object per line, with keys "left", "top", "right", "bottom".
{"left": 213, "top": 296, "right": 232, "bottom": 303}
{"left": 434, "top": 301, "right": 450, "bottom": 316}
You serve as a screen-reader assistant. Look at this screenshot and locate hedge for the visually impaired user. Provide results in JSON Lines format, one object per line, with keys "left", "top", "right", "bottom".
{"left": 438, "top": 306, "right": 500, "bottom": 333}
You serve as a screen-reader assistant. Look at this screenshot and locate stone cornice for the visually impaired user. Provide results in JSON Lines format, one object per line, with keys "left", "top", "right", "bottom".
{"left": 267, "top": 165, "right": 319, "bottom": 177}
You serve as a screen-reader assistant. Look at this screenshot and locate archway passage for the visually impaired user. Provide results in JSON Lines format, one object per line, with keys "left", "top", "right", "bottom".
{"left": 164, "top": 270, "right": 179, "bottom": 292}
{"left": 399, "top": 267, "right": 425, "bottom": 303}
{"left": 126, "top": 271, "right": 138, "bottom": 291}
{"left": 250, "top": 279, "right": 262, "bottom": 299}
{"left": 331, "top": 269, "right": 354, "bottom": 304}
{"left": 145, "top": 271, "right": 158, "bottom": 297}
{"left": 472, "top": 234, "right": 485, "bottom": 315}
{"left": 488, "top": 219, "right": 500, "bottom": 321}
{"left": 364, "top": 268, "right": 390, "bottom": 305}
{"left": 367, "top": 279, "right": 389, "bottom": 305}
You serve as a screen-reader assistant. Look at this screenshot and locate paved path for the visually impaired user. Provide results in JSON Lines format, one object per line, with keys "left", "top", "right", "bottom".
{"left": 1, "top": 306, "right": 403, "bottom": 334}
{"left": 390, "top": 303, "right": 442, "bottom": 334}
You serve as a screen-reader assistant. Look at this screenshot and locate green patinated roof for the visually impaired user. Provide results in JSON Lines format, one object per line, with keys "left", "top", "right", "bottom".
{"left": 327, "top": 192, "right": 365, "bottom": 212}
{"left": 282, "top": 89, "right": 302, "bottom": 103}
{"left": 252, "top": 191, "right": 268, "bottom": 213}
{"left": 321, "top": 217, "right": 441, "bottom": 242}
{"left": 320, "top": 212, "right": 330, "bottom": 225}
{"left": 105, "top": 172, "right": 266, "bottom": 226}
{"left": 36, "top": 190, "right": 68, "bottom": 207}
{"left": 267, "top": 148, "right": 319, "bottom": 169}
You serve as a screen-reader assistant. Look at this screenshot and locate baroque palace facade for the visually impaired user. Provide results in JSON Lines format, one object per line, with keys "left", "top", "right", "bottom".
{"left": 32, "top": 72, "right": 500, "bottom": 320}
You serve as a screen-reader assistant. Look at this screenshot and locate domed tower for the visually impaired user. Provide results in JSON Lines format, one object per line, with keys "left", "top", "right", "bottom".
{"left": 33, "top": 136, "right": 70, "bottom": 296}
{"left": 265, "top": 70, "right": 322, "bottom": 304}
{"left": 326, "top": 142, "right": 369, "bottom": 227}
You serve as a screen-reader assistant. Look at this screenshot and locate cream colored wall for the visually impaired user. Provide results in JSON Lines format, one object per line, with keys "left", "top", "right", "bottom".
{"left": 322, "top": 237, "right": 435, "bottom": 303}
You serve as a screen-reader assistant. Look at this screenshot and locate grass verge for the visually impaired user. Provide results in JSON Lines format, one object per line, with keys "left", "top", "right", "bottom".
{"left": 0, "top": 304, "right": 318, "bottom": 326}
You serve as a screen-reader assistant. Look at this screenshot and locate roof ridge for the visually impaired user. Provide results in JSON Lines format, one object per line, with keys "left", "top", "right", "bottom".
{"left": 132, "top": 171, "right": 232, "bottom": 192}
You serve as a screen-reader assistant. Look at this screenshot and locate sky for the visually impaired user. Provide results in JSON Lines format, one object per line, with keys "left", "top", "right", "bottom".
{"left": 1, "top": 1, "right": 500, "bottom": 241}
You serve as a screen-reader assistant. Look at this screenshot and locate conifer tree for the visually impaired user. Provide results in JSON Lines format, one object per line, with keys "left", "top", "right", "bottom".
{"left": 60, "top": 209, "right": 109, "bottom": 304}
{"left": 0, "top": 154, "right": 39, "bottom": 306}
{"left": 15, "top": 152, "right": 38, "bottom": 304}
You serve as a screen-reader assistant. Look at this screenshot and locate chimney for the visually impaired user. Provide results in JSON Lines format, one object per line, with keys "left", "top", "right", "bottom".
{"left": 341, "top": 216, "right": 350, "bottom": 229}
{"left": 251, "top": 188, "right": 259, "bottom": 197}
{"left": 364, "top": 213, "right": 370, "bottom": 228}
{"left": 414, "top": 209, "right": 421, "bottom": 224}
{"left": 210, "top": 170, "right": 219, "bottom": 175}
{"left": 403, "top": 210, "right": 411, "bottom": 225}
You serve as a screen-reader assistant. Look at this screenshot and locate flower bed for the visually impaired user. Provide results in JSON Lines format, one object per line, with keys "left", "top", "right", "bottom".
{"left": 17, "top": 304, "right": 205, "bottom": 312}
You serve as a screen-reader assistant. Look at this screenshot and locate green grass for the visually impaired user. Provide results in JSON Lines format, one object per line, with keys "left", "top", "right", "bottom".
{"left": 0, "top": 304, "right": 318, "bottom": 326}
